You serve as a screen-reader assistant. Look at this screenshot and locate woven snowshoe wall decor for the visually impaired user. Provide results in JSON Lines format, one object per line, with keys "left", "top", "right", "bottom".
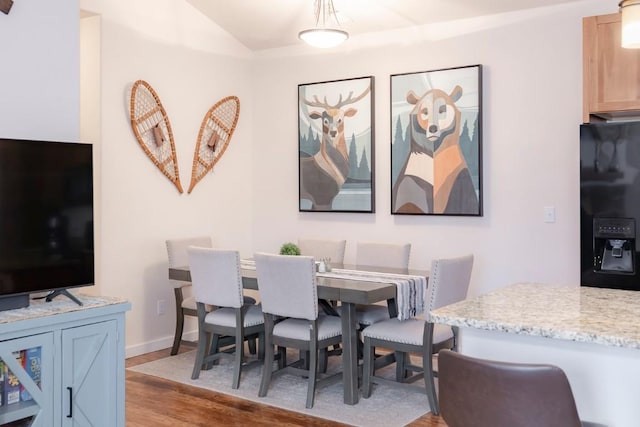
{"left": 188, "top": 96, "right": 240, "bottom": 193}
{"left": 129, "top": 80, "right": 183, "bottom": 193}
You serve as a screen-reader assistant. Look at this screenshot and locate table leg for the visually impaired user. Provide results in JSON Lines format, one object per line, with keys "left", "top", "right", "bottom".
{"left": 386, "top": 297, "right": 398, "bottom": 318}
{"left": 341, "top": 302, "right": 359, "bottom": 405}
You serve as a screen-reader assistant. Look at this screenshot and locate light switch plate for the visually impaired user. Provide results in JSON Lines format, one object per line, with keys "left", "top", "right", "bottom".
{"left": 544, "top": 206, "right": 556, "bottom": 223}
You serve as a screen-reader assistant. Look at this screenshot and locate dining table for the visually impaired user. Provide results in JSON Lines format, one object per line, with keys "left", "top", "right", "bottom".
{"left": 169, "top": 261, "right": 429, "bottom": 405}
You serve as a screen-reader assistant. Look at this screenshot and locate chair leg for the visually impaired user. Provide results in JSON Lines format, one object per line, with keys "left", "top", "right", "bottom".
{"left": 319, "top": 348, "right": 328, "bottom": 374}
{"left": 232, "top": 328, "right": 244, "bottom": 389}
{"left": 423, "top": 349, "right": 439, "bottom": 415}
{"left": 171, "top": 308, "right": 185, "bottom": 356}
{"left": 209, "top": 334, "right": 220, "bottom": 367}
{"left": 356, "top": 327, "right": 365, "bottom": 360}
{"left": 248, "top": 338, "right": 257, "bottom": 355}
{"left": 277, "top": 346, "right": 286, "bottom": 369}
{"left": 362, "top": 337, "right": 375, "bottom": 398}
{"left": 203, "top": 332, "right": 216, "bottom": 370}
{"left": 306, "top": 338, "right": 318, "bottom": 408}
{"left": 191, "top": 328, "right": 208, "bottom": 379}
{"left": 258, "top": 332, "right": 265, "bottom": 360}
{"left": 301, "top": 350, "right": 311, "bottom": 371}
{"left": 259, "top": 317, "right": 275, "bottom": 398}
{"left": 396, "top": 351, "right": 407, "bottom": 381}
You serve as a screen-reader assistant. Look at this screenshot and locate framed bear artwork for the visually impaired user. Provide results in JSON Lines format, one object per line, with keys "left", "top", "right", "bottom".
{"left": 390, "top": 65, "right": 482, "bottom": 216}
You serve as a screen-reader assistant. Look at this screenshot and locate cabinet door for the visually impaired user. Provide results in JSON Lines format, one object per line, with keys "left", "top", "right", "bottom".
{"left": 0, "top": 332, "right": 54, "bottom": 427}
{"left": 583, "top": 13, "right": 640, "bottom": 121}
{"left": 61, "top": 320, "right": 117, "bottom": 427}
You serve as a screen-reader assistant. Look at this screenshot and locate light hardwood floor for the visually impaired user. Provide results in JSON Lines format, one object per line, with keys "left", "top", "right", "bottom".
{"left": 125, "top": 345, "right": 448, "bottom": 427}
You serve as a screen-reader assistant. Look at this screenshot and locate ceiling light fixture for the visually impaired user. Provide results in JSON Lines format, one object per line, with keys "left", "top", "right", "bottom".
{"left": 299, "top": 0, "right": 348, "bottom": 48}
{"left": 620, "top": 0, "right": 640, "bottom": 48}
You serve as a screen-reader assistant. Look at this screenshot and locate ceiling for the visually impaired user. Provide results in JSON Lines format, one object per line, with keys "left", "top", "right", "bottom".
{"left": 186, "top": 0, "right": 583, "bottom": 51}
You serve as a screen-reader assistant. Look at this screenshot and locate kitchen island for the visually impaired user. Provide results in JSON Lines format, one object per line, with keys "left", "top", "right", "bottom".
{"left": 431, "top": 283, "right": 640, "bottom": 427}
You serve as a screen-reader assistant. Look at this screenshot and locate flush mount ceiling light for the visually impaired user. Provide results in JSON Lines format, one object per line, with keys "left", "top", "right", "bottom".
{"left": 299, "top": 0, "right": 348, "bottom": 48}
{"left": 620, "top": 0, "right": 640, "bottom": 48}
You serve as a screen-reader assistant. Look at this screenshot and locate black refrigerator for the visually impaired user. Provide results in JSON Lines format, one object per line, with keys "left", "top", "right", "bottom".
{"left": 581, "top": 121, "right": 640, "bottom": 291}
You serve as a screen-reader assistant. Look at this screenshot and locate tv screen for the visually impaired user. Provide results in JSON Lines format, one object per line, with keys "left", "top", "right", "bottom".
{"left": 0, "top": 138, "right": 94, "bottom": 309}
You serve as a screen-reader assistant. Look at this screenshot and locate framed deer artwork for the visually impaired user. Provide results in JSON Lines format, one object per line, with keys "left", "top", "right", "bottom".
{"left": 390, "top": 64, "right": 483, "bottom": 216}
{"left": 298, "top": 76, "right": 375, "bottom": 213}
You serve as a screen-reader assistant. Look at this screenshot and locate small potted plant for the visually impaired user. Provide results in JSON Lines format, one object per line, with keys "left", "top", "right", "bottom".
{"left": 279, "top": 242, "right": 301, "bottom": 256}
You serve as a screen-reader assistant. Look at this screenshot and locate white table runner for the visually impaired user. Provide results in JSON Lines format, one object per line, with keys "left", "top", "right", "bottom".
{"left": 241, "top": 259, "right": 426, "bottom": 321}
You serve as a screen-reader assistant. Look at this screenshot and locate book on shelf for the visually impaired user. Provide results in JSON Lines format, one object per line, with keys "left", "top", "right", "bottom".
{"left": 20, "top": 346, "right": 41, "bottom": 402}
{"left": 3, "top": 350, "right": 22, "bottom": 406}
{"left": 0, "top": 359, "right": 4, "bottom": 407}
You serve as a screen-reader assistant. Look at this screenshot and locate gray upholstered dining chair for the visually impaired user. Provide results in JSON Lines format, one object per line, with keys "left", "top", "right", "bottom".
{"left": 438, "top": 349, "right": 606, "bottom": 427}
{"left": 254, "top": 252, "right": 343, "bottom": 408}
{"left": 299, "top": 238, "right": 347, "bottom": 317}
{"left": 166, "top": 236, "right": 256, "bottom": 355}
{"left": 166, "top": 236, "right": 213, "bottom": 355}
{"left": 361, "top": 254, "right": 473, "bottom": 415}
{"left": 353, "top": 241, "right": 412, "bottom": 327}
{"left": 298, "top": 238, "right": 347, "bottom": 264}
{"left": 187, "top": 247, "right": 264, "bottom": 389}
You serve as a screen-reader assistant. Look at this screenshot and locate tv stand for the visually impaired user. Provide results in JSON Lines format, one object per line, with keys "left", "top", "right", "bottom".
{"left": 0, "top": 295, "right": 130, "bottom": 426}
{"left": 45, "top": 289, "right": 83, "bottom": 306}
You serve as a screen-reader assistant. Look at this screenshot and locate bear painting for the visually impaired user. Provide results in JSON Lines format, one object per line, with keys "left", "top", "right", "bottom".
{"left": 391, "top": 65, "right": 482, "bottom": 216}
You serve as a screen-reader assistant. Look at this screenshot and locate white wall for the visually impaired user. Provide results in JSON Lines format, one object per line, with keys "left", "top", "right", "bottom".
{"left": 251, "top": 1, "right": 617, "bottom": 298}
{"left": 79, "top": 0, "right": 255, "bottom": 355}
{"left": 0, "top": 0, "right": 80, "bottom": 141}
{"left": 80, "top": 13, "right": 102, "bottom": 295}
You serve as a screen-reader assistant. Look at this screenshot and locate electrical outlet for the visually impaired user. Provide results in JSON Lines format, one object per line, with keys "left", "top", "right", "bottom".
{"left": 544, "top": 206, "right": 556, "bottom": 223}
{"left": 157, "top": 299, "right": 166, "bottom": 315}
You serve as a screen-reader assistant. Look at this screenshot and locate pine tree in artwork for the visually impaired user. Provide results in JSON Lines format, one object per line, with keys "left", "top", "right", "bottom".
{"left": 300, "top": 124, "right": 319, "bottom": 155}
{"left": 314, "top": 132, "right": 320, "bottom": 150}
{"left": 348, "top": 133, "right": 358, "bottom": 179}
{"left": 468, "top": 116, "right": 480, "bottom": 189}
{"left": 309, "top": 125, "right": 320, "bottom": 154}
{"left": 391, "top": 116, "right": 410, "bottom": 185}
{"left": 459, "top": 120, "right": 472, "bottom": 165}
{"left": 299, "top": 130, "right": 306, "bottom": 147}
{"left": 357, "top": 147, "right": 370, "bottom": 181}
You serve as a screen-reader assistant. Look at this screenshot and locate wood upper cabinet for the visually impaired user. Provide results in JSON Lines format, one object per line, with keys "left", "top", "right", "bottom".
{"left": 583, "top": 13, "right": 640, "bottom": 122}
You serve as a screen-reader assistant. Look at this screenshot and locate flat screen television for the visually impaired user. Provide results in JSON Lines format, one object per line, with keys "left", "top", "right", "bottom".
{"left": 0, "top": 138, "right": 94, "bottom": 311}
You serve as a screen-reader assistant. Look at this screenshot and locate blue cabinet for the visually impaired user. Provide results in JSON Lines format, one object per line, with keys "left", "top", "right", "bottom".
{"left": 0, "top": 295, "right": 130, "bottom": 427}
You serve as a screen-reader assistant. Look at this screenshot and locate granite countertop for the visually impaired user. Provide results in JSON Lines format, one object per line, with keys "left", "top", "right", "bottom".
{"left": 430, "top": 283, "right": 640, "bottom": 349}
{"left": 0, "top": 294, "right": 128, "bottom": 324}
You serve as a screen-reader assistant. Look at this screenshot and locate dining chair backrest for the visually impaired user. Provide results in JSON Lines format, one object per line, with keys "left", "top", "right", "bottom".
{"left": 187, "top": 247, "right": 243, "bottom": 308}
{"left": 425, "top": 254, "right": 473, "bottom": 321}
{"left": 438, "top": 349, "right": 583, "bottom": 427}
{"left": 356, "top": 242, "right": 411, "bottom": 269}
{"left": 254, "top": 253, "right": 318, "bottom": 321}
{"left": 167, "top": 236, "right": 212, "bottom": 269}
{"left": 298, "top": 238, "right": 346, "bottom": 264}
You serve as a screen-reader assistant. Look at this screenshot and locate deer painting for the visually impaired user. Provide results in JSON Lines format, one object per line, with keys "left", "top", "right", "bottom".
{"left": 392, "top": 85, "right": 478, "bottom": 215}
{"left": 299, "top": 84, "right": 371, "bottom": 211}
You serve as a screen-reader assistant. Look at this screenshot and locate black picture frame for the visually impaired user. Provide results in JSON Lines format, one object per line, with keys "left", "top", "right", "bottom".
{"left": 298, "top": 76, "right": 375, "bottom": 213}
{"left": 390, "top": 64, "right": 483, "bottom": 216}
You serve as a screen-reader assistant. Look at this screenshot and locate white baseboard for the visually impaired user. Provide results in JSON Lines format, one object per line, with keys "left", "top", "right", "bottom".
{"left": 125, "top": 329, "right": 198, "bottom": 358}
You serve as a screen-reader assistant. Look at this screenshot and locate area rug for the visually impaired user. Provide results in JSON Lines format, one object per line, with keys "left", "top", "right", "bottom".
{"left": 127, "top": 350, "right": 430, "bottom": 426}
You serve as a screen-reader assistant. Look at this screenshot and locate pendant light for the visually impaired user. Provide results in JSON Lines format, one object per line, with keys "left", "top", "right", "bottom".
{"left": 620, "top": 0, "right": 640, "bottom": 48}
{"left": 299, "top": 0, "right": 349, "bottom": 48}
